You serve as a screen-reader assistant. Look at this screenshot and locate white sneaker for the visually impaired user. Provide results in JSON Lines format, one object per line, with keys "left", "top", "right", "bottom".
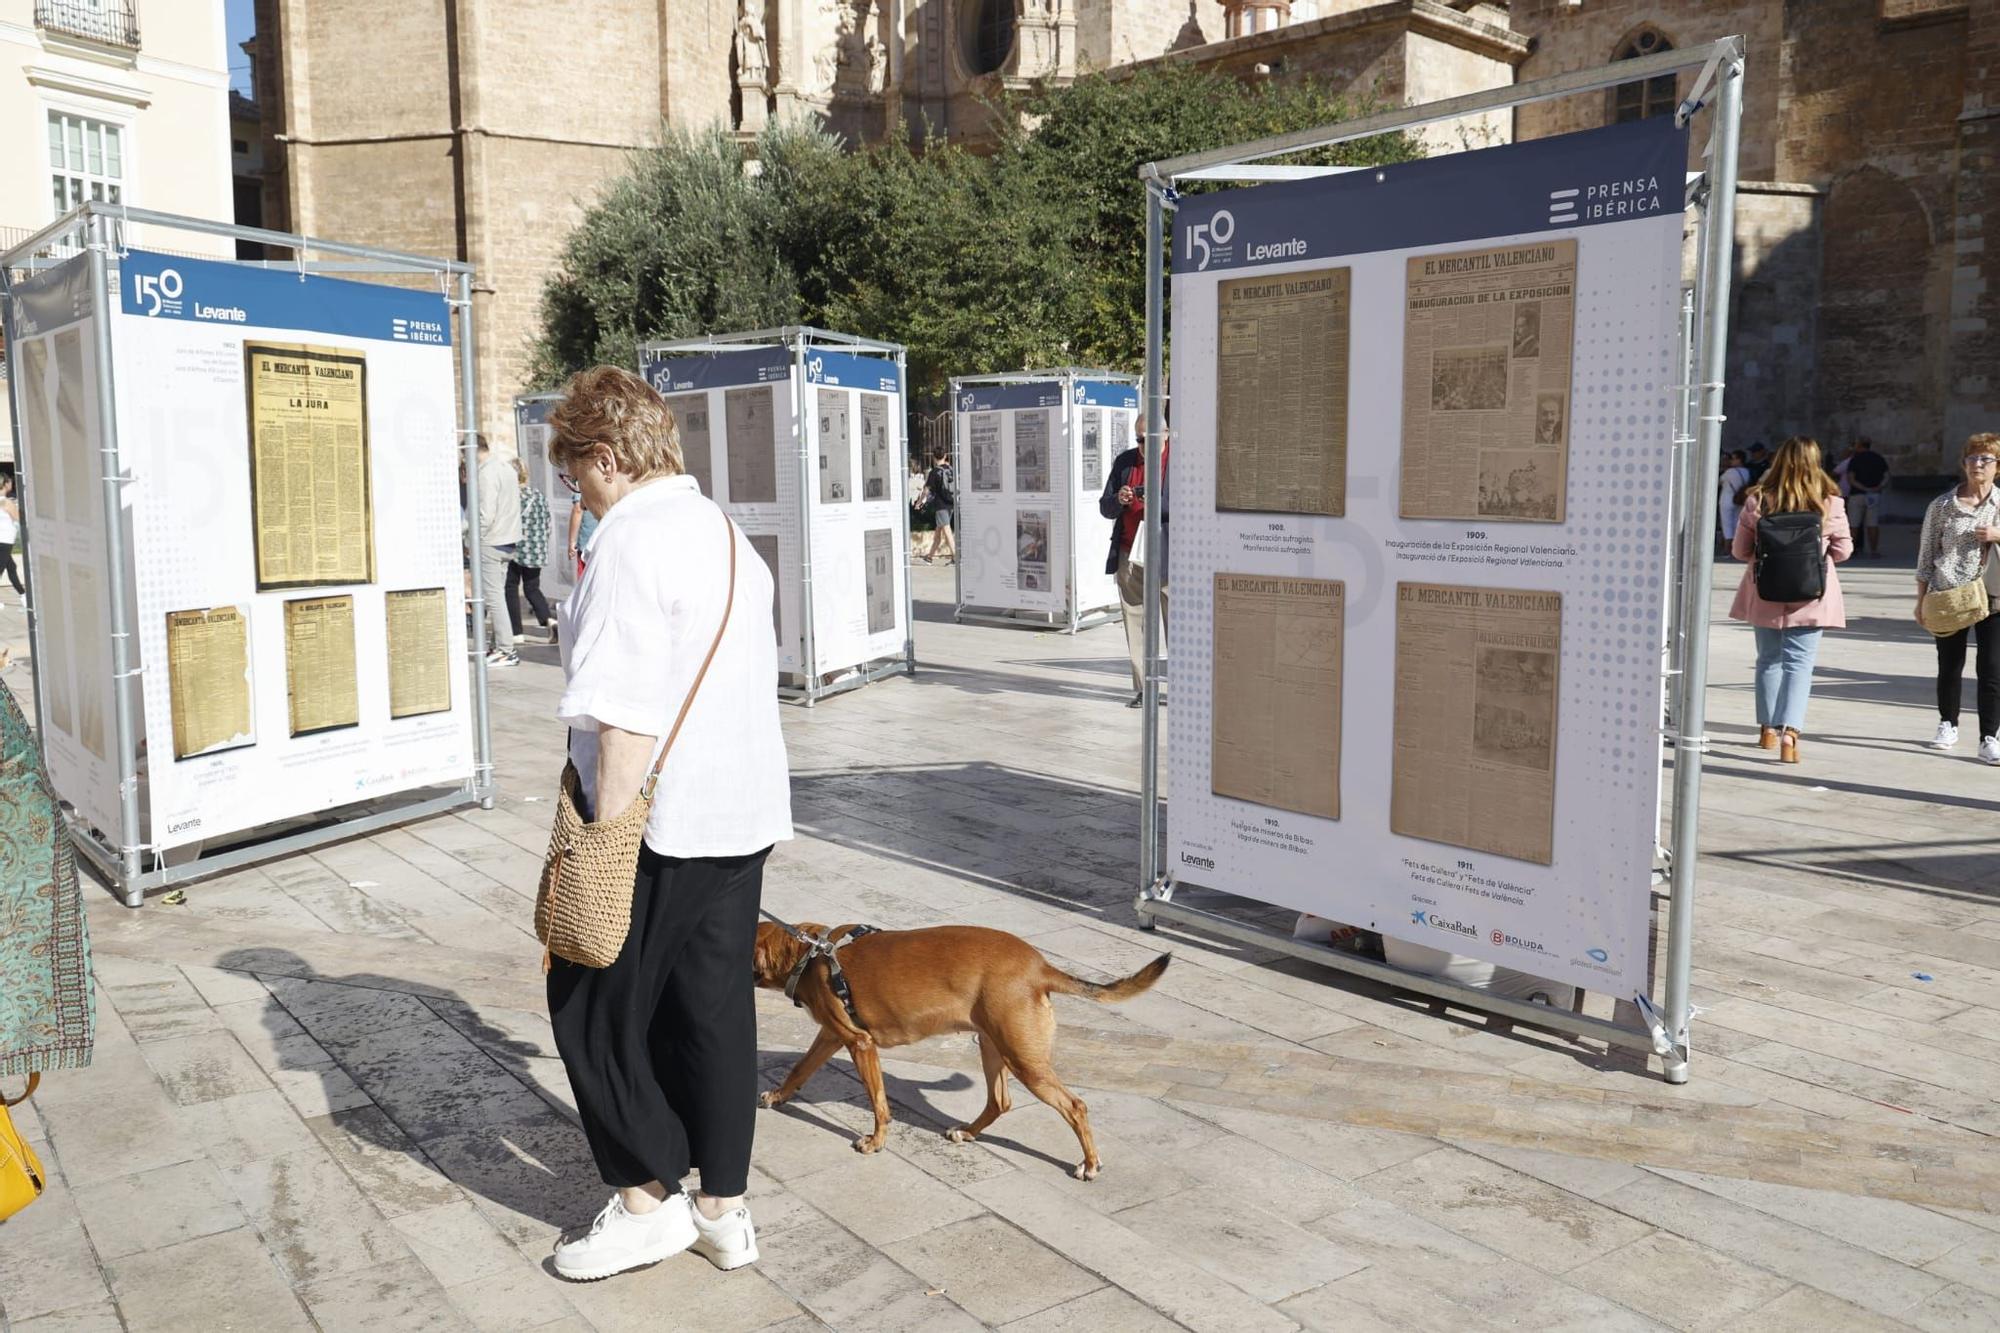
{"left": 553, "top": 1192, "right": 697, "bottom": 1281}
{"left": 488, "top": 651, "right": 519, "bottom": 669}
{"left": 1930, "top": 720, "right": 1960, "bottom": 750}
{"left": 690, "top": 1200, "right": 760, "bottom": 1271}
{"left": 1981, "top": 736, "right": 2000, "bottom": 766}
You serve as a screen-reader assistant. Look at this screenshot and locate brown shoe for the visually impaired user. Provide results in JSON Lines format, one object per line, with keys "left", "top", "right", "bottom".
{"left": 1780, "top": 728, "right": 1799, "bottom": 764}
{"left": 1758, "top": 726, "right": 1779, "bottom": 750}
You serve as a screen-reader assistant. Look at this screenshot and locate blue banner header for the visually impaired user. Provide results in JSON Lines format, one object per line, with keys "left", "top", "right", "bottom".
{"left": 957, "top": 382, "right": 1064, "bottom": 413}
{"left": 802, "top": 349, "right": 901, "bottom": 394}
{"left": 639, "top": 346, "right": 791, "bottom": 393}
{"left": 1173, "top": 118, "right": 1687, "bottom": 276}
{"left": 116, "top": 249, "right": 452, "bottom": 345}
{"left": 1074, "top": 380, "right": 1139, "bottom": 410}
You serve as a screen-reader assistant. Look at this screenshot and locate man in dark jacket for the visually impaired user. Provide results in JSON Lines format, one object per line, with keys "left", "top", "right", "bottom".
{"left": 1098, "top": 414, "right": 1167, "bottom": 707}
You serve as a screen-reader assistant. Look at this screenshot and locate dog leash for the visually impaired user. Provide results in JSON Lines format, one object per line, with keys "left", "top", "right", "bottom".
{"left": 759, "top": 910, "right": 879, "bottom": 1028}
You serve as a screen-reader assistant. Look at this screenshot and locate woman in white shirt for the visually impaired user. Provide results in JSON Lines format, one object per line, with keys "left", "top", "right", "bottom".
{"left": 1718, "top": 450, "right": 1752, "bottom": 549}
{"left": 542, "top": 367, "right": 792, "bottom": 1281}
{"left": 0, "top": 475, "right": 21, "bottom": 596}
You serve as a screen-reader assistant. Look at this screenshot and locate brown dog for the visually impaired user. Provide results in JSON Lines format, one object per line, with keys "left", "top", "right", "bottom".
{"left": 752, "top": 922, "right": 1168, "bottom": 1179}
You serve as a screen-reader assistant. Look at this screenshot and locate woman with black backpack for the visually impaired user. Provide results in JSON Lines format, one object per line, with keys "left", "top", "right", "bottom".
{"left": 1729, "top": 436, "right": 1853, "bottom": 764}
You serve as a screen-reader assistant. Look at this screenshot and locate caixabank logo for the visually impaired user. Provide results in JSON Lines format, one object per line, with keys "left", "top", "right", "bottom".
{"left": 1410, "top": 909, "right": 1477, "bottom": 941}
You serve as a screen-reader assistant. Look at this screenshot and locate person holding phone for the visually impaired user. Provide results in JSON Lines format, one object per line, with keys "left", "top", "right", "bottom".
{"left": 1099, "top": 412, "right": 1168, "bottom": 708}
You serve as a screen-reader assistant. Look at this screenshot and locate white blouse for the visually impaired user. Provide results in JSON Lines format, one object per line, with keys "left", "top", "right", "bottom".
{"left": 556, "top": 475, "right": 793, "bottom": 858}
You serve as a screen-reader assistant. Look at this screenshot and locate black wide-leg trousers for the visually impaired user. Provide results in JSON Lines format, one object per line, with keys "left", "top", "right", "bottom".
{"left": 548, "top": 843, "right": 768, "bottom": 1198}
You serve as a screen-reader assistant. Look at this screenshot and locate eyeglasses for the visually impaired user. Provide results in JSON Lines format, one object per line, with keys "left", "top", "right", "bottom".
{"left": 1968, "top": 455, "right": 1998, "bottom": 468}
{"left": 557, "top": 469, "right": 582, "bottom": 494}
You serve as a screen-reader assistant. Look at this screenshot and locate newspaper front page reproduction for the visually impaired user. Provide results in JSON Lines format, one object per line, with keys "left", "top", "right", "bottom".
{"left": 245, "top": 342, "right": 376, "bottom": 588}
{"left": 385, "top": 587, "right": 452, "bottom": 720}
{"left": 1211, "top": 575, "right": 1343, "bottom": 820}
{"left": 283, "top": 594, "right": 360, "bottom": 737}
{"left": 664, "top": 393, "right": 713, "bottom": 498}
{"left": 1400, "top": 240, "right": 1576, "bottom": 523}
{"left": 748, "top": 534, "right": 783, "bottom": 642}
{"left": 34, "top": 558, "right": 72, "bottom": 734}
{"left": 70, "top": 564, "right": 106, "bottom": 760}
{"left": 1016, "top": 510, "right": 1050, "bottom": 592}
{"left": 166, "top": 606, "right": 255, "bottom": 759}
{"left": 860, "top": 395, "right": 892, "bottom": 500}
{"left": 725, "top": 386, "right": 778, "bottom": 504}
{"left": 864, "top": 528, "right": 895, "bottom": 634}
{"left": 1215, "top": 267, "right": 1351, "bottom": 516}
{"left": 19, "top": 340, "right": 55, "bottom": 523}
{"left": 1015, "top": 409, "right": 1051, "bottom": 493}
{"left": 1390, "top": 583, "right": 1561, "bottom": 864}
{"left": 1080, "top": 408, "right": 1104, "bottom": 491}
{"left": 55, "top": 330, "right": 96, "bottom": 532}
{"left": 817, "top": 387, "right": 852, "bottom": 503}
{"left": 969, "top": 413, "right": 1001, "bottom": 491}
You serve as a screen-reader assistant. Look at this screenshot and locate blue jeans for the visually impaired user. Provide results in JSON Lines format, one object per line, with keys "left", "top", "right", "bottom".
{"left": 1753, "top": 626, "right": 1823, "bottom": 731}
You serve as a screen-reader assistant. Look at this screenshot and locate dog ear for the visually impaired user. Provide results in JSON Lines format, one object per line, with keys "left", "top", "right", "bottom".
{"left": 752, "top": 923, "right": 777, "bottom": 987}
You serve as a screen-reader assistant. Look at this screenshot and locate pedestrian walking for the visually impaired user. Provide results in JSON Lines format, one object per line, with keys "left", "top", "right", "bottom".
{"left": 0, "top": 476, "right": 23, "bottom": 597}
{"left": 1100, "top": 414, "right": 1168, "bottom": 707}
{"left": 541, "top": 366, "right": 792, "bottom": 1282}
{"left": 507, "top": 459, "right": 553, "bottom": 643}
{"left": 1916, "top": 432, "right": 2000, "bottom": 761}
{"left": 475, "top": 437, "right": 522, "bottom": 668}
{"left": 1729, "top": 436, "right": 1852, "bottom": 764}
{"left": 1844, "top": 437, "right": 1890, "bottom": 559}
{"left": 923, "top": 447, "right": 956, "bottom": 564}
{"left": 1718, "top": 450, "right": 1752, "bottom": 550}
{"left": 908, "top": 458, "right": 934, "bottom": 561}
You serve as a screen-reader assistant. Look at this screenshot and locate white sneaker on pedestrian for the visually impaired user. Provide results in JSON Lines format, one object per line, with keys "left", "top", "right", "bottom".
{"left": 690, "top": 1200, "right": 760, "bottom": 1271}
{"left": 1981, "top": 736, "right": 2000, "bottom": 766}
{"left": 553, "top": 1192, "right": 698, "bottom": 1282}
{"left": 489, "top": 651, "right": 519, "bottom": 669}
{"left": 1929, "top": 720, "right": 1960, "bottom": 750}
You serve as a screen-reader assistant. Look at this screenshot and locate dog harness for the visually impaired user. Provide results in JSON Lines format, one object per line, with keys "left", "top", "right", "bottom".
{"left": 760, "top": 912, "right": 879, "bottom": 1028}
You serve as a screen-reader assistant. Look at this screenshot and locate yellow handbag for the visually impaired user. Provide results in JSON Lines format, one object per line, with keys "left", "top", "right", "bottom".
{"left": 1, "top": 1074, "right": 47, "bottom": 1222}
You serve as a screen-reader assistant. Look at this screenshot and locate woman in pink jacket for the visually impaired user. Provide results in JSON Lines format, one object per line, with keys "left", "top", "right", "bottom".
{"left": 1730, "top": 435, "right": 1853, "bottom": 764}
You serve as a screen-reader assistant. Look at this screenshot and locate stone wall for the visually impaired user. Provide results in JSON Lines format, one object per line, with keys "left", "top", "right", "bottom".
{"left": 1727, "top": 185, "right": 1823, "bottom": 452}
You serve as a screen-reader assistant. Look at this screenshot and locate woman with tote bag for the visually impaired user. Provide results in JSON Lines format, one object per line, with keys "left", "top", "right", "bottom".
{"left": 1916, "top": 433, "right": 2000, "bottom": 761}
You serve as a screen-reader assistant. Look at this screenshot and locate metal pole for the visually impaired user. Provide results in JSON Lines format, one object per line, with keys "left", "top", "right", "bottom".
{"left": 1065, "top": 372, "right": 1081, "bottom": 635}
{"left": 1137, "top": 180, "right": 1166, "bottom": 912}
{"left": 793, "top": 332, "right": 819, "bottom": 704}
{"left": 1661, "top": 52, "right": 1745, "bottom": 1084}
{"left": 897, "top": 346, "right": 915, "bottom": 677}
{"left": 0, "top": 267, "right": 56, "bottom": 768}
{"left": 457, "top": 268, "right": 496, "bottom": 808}
{"left": 83, "top": 215, "right": 145, "bottom": 904}
{"left": 948, "top": 377, "right": 964, "bottom": 622}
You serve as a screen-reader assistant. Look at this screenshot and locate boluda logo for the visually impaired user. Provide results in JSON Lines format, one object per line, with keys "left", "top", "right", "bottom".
{"left": 1411, "top": 910, "right": 1477, "bottom": 940}
{"left": 1491, "top": 929, "right": 1550, "bottom": 954}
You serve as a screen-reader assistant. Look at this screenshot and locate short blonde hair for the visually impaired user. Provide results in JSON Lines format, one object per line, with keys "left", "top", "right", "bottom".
{"left": 547, "top": 366, "right": 683, "bottom": 481}
{"left": 1964, "top": 432, "right": 2000, "bottom": 460}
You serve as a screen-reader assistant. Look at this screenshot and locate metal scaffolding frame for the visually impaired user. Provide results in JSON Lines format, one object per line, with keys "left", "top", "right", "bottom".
{"left": 948, "top": 368, "right": 1136, "bottom": 635}
{"left": 1133, "top": 38, "right": 1747, "bottom": 1083}
{"left": 637, "top": 326, "right": 917, "bottom": 707}
{"left": 0, "top": 202, "right": 497, "bottom": 907}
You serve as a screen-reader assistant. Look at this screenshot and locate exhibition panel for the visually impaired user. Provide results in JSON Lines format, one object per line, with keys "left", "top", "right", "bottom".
{"left": 1137, "top": 37, "right": 1749, "bottom": 1080}
{"left": 514, "top": 393, "right": 575, "bottom": 601}
{"left": 951, "top": 370, "right": 1135, "bottom": 633}
{"left": 0, "top": 204, "right": 497, "bottom": 904}
{"left": 638, "top": 329, "right": 914, "bottom": 704}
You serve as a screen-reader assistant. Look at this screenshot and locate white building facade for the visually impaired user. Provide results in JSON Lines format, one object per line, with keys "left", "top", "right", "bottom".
{"left": 1, "top": 0, "right": 234, "bottom": 458}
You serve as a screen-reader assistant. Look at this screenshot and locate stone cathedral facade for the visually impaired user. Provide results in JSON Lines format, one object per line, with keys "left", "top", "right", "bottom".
{"left": 252, "top": 0, "right": 2000, "bottom": 486}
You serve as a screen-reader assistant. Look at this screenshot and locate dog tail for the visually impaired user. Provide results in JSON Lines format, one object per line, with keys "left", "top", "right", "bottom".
{"left": 1045, "top": 953, "right": 1171, "bottom": 1003}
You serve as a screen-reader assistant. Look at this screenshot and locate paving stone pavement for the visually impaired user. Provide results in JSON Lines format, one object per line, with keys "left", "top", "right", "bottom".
{"left": 2, "top": 549, "right": 1998, "bottom": 1331}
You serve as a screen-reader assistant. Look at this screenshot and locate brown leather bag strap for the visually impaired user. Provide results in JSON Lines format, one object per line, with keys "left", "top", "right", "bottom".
{"left": 640, "top": 509, "right": 738, "bottom": 802}
{"left": 3, "top": 1073, "right": 39, "bottom": 1108}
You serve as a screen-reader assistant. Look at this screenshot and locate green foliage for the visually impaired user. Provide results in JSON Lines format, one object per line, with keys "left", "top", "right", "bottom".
{"left": 531, "top": 64, "right": 1424, "bottom": 398}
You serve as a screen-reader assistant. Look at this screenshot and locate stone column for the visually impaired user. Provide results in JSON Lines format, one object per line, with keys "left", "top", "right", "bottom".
{"left": 1948, "top": 0, "right": 2000, "bottom": 446}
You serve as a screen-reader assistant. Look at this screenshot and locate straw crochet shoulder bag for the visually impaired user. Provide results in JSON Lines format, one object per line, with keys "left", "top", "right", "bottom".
{"left": 535, "top": 510, "right": 737, "bottom": 971}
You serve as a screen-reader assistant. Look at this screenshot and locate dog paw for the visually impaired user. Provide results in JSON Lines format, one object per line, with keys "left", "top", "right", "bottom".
{"left": 758, "top": 1091, "right": 784, "bottom": 1109}
{"left": 852, "top": 1134, "right": 885, "bottom": 1155}
{"left": 945, "top": 1126, "right": 975, "bottom": 1144}
{"left": 1072, "top": 1160, "right": 1101, "bottom": 1181}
